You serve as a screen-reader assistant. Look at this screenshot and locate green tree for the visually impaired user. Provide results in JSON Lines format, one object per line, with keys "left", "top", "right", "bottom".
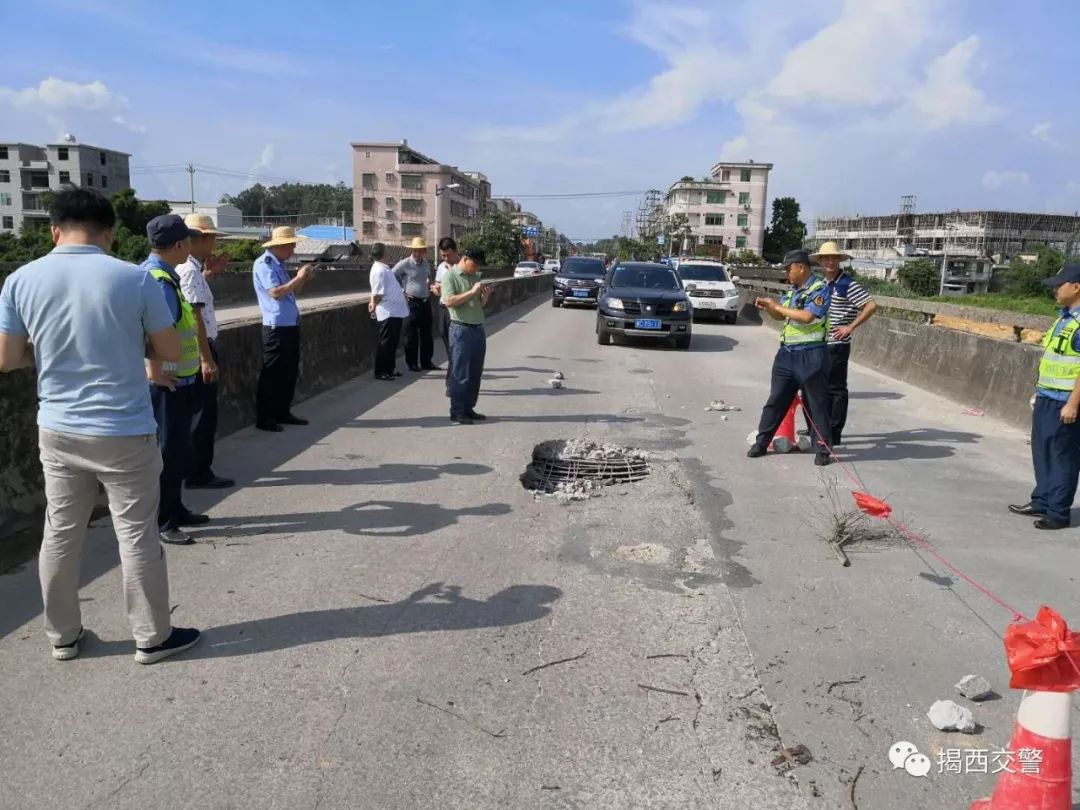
{"left": 111, "top": 188, "right": 170, "bottom": 236}
{"left": 216, "top": 239, "right": 265, "bottom": 264}
{"left": 223, "top": 182, "right": 352, "bottom": 223}
{"left": 762, "top": 197, "right": 806, "bottom": 261}
{"left": 898, "top": 258, "right": 940, "bottom": 296}
{"left": 458, "top": 209, "right": 523, "bottom": 269}
{"left": 1005, "top": 245, "right": 1063, "bottom": 297}
{"left": 664, "top": 213, "right": 692, "bottom": 254}
{"left": 680, "top": 175, "right": 694, "bottom": 182}
{"left": 730, "top": 249, "right": 764, "bottom": 265}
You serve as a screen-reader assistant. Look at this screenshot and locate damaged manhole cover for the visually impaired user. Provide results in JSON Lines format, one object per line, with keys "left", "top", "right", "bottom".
{"left": 521, "top": 439, "right": 650, "bottom": 500}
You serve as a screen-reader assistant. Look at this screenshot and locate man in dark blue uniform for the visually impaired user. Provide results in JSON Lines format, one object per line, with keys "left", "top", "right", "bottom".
{"left": 748, "top": 249, "right": 835, "bottom": 466}
{"left": 1009, "top": 263, "right": 1080, "bottom": 529}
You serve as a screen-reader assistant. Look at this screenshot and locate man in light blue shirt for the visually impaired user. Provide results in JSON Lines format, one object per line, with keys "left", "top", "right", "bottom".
{"left": 0, "top": 187, "right": 201, "bottom": 665}
{"left": 252, "top": 227, "right": 313, "bottom": 431}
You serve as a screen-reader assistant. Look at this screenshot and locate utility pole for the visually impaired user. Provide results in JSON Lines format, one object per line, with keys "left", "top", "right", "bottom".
{"left": 187, "top": 164, "right": 196, "bottom": 213}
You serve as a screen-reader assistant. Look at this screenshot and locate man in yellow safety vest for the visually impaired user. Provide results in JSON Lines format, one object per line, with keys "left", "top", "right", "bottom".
{"left": 1010, "top": 263, "right": 1080, "bottom": 530}
{"left": 144, "top": 214, "right": 208, "bottom": 545}
{"left": 748, "top": 249, "right": 835, "bottom": 466}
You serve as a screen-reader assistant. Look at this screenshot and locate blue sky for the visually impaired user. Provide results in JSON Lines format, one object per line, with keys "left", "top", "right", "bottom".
{"left": 2, "top": 0, "right": 1078, "bottom": 240}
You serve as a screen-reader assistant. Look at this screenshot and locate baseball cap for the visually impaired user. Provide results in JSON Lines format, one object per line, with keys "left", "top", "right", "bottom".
{"left": 782, "top": 249, "right": 811, "bottom": 268}
{"left": 146, "top": 214, "right": 200, "bottom": 248}
{"left": 1042, "top": 263, "right": 1080, "bottom": 287}
{"left": 462, "top": 247, "right": 486, "bottom": 264}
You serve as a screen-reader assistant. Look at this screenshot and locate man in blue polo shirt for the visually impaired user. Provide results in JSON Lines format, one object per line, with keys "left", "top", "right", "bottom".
{"left": 748, "top": 249, "right": 834, "bottom": 466}
{"left": 253, "top": 227, "right": 314, "bottom": 432}
{"left": 0, "top": 188, "right": 200, "bottom": 665}
{"left": 1010, "top": 263, "right": 1080, "bottom": 530}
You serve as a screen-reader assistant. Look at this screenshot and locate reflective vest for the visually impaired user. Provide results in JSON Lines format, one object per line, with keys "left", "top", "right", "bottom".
{"left": 780, "top": 277, "right": 829, "bottom": 345}
{"left": 149, "top": 267, "right": 201, "bottom": 379}
{"left": 1038, "top": 314, "right": 1080, "bottom": 392}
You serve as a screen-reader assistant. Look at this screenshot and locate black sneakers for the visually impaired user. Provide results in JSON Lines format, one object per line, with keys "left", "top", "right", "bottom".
{"left": 135, "top": 627, "right": 202, "bottom": 665}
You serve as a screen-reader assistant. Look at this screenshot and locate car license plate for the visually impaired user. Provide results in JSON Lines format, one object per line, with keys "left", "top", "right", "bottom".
{"left": 694, "top": 299, "right": 716, "bottom": 308}
{"left": 635, "top": 319, "right": 662, "bottom": 330}
{"left": 573, "top": 290, "right": 589, "bottom": 298}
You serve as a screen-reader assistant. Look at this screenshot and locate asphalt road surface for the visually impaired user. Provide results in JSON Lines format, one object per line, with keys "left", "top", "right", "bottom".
{"left": 2, "top": 294, "right": 1078, "bottom": 809}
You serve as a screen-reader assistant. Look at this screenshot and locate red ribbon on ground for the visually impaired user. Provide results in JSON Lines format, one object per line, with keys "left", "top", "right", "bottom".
{"left": 1003, "top": 606, "right": 1080, "bottom": 692}
{"left": 852, "top": 491, "right": 892, "bottom": 519}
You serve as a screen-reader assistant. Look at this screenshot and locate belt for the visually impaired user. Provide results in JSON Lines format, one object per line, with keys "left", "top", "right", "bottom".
{"left": 407, "top": 294, "right": 429, "bottom": 302}
{"left": 451, "top": 321, "right": 483, "bottom": 328}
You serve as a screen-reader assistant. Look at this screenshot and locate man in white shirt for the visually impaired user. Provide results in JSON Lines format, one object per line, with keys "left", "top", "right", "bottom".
{"left": 368, "top": 242, "right": 410, "bottom": 381}
{"left": 432, "top": 236, "right": 460, "bottom": 394}
{"left": 176, "top": 214, "right": 233, "bottom": 489}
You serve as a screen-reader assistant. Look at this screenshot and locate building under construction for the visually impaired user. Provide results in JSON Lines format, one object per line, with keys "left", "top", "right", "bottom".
{"left": 814, "top": 206, "right": 1080, "bottom": 261}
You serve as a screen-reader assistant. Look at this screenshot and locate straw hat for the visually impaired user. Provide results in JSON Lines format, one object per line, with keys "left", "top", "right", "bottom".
{"left": 810, "top": 240, "right": 852, "bottom": 261}
{"left": 183, "top": 213, "right": 228, "bottom": 237}
{"left": 262, "top": 226, "right": 303, "bottom": 248}
{"left": 407, "top": 236, "right": 429, "bottom": 250}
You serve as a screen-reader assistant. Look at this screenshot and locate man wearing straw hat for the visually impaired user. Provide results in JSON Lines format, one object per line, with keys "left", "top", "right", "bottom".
{"left": 177, "top": 214, "right": 234, "bottom": 489}
{"left": 393, "top": 236, "right": 438, "bottom": 372}
{"left": 253, "top": 226, "right": 315, "bottom": 432}
{"left": 809, "top": 241, "right": 877, "bottom": 446}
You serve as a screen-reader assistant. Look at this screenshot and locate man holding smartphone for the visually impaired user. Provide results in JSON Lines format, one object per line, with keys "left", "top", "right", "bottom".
{"left": 440, "top": 247, "right": 491, "bottom": 424}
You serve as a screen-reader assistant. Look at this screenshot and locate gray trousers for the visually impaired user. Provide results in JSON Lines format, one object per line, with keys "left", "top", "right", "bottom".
{"left": 38, "top": 428, "right": 172, "bottom": 647}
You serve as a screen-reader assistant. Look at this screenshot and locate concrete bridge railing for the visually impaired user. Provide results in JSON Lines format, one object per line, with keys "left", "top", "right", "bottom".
{"left": 736, "top": 280, "right": 1044, "bottom": 432}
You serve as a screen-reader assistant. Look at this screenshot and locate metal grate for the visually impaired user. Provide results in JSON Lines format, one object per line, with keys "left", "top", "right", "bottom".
{"left": 521, "top": 440, "right": 650, "bottom": 495}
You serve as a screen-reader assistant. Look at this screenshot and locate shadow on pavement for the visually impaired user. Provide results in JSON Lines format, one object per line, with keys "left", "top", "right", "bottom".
{"left": 0, "top": 295, "right": 548, "bottom": 642}
{"left": 347, "top": 413, "right": 644, "bottom": 430}
{"left": 689, "top": 333, "right": 739, "bottom": 353}
{"left": 841, "top": 428, "right": 979, "bottom": 462}
{"left": 214, "top": 500, "right": 512, "bottom": 539}
{"left": 85, "top": 582, "right": 563, "bottom": 659}
{"left": 247, "top": 462, "right": 492, "bottom": 488}
{"left": 848, "top": 391, "right": 905, "bottom": 400}
{"left": 480, "top": 387, "right": 600, "bottom": 397}
{"left": 484, "top": 366, "right": 557, "bottom": 374}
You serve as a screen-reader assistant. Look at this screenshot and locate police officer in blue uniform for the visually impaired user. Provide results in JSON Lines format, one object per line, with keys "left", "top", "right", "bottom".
{"left": 748, "top": 249, "right": 835, "bottom": 466}
{"left": 1009, "top": 263, "right": 1080, "bottom": 530}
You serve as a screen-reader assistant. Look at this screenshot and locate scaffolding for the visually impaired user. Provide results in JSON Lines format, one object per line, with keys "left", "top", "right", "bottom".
{"left": 815, "top": 208, "right": 1080, "bottom": 260}
{"left": 635, "top": 189, "right": 664, "bottom": 241}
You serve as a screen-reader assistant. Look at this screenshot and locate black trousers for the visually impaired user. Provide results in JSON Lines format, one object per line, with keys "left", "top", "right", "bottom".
{"left": 151, "top": 382, "right": 198, "bottom": 530}
{"left": 755, "top": 345, "right": 833, "bottom": 455}
{"left": 376, "top": 317, "right": 403, "bottom": 377}
{"left": 256, "top": 325, "right": 300, "bottom": 425}
{"left": 439, "top": 305, "right": 452, "bottom": 392}
{"left": 404, "top": 296, "right": 434, "bottom": 368}
{"left": 189, "top": 339, "right": 219, "bottom": 482}
{"left": 1030, "top": 396, "right": 1080, "bottom": 524}
{"left": 826, "top": 343, "right": 851, "bottom": 442}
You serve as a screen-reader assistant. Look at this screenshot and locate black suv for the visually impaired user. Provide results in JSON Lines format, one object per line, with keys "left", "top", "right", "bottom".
{"left": 552, "top": 256, "right": 606, "bottom": 308}
{"left": 596, "top": 262, "right": 692, "bottom": 349}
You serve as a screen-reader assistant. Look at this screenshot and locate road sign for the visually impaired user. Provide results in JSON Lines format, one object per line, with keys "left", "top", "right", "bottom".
{"left": 657, "top": 235, "right": 666, "bottom": 245}
{"left": 520, "top": 225, "right": 541, "bottom": 238}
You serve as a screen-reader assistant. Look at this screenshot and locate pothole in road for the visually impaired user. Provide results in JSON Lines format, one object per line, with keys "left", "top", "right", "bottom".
{"left": 521, "top": 439, "right": 650, "bottom": 500}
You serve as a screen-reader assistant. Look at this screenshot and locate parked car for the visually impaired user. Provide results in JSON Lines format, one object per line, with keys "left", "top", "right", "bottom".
{"left": 514, "top": 261, "right": 542, "bottom": 277}
{"left": 543, "top": 258, "right": 561, "bottom": 273}
{"left": 552, "top": 256, "right": 606, "bottom": 308}
{"left": 672, "top": 259, "right": 740, "bottom": 324}
{"left": 596, "top": 262, "right": 692, "bottom": 349}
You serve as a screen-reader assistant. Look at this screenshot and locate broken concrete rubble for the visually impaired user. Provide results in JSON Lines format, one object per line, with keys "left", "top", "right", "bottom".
{"left": 927, "top": 699, "right": 977, "bottom": 733}
{"left": 955, "top": 674, "right": 994, "bottom": 702}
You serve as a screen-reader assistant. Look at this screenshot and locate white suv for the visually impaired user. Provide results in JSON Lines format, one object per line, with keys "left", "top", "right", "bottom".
{"left": 543, "top": 259, "right": 560, "bottom": 273}
{"left": 672, "top": 259, "right": 740, "bottom": 324}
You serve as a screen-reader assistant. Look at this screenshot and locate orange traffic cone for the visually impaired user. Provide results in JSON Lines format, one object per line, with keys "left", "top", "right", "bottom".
{"left": 970, "top": 690, "right": 1072, "bottom": 809}
{"left": 770, "top": 394, "right": 801, "bottom": 453}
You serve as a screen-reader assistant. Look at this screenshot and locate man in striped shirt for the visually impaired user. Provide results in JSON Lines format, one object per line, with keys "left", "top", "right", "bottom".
{"left": 811, "top": 241, "right": 877, "bottom": 445}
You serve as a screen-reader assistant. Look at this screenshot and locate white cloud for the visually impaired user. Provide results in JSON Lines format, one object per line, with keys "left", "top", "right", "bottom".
{"left": 1031, "top": 122, "right": 1052, "bottom": 141}
{"left": 767, "top": 0, "right": 927, "bottom": 105}
{"left": 908, "top": 36, "right": 1000, "bottom": 129}
{"left": 0, "top": 77, "right": 124, "bottom": 111}
{"left": 982, "top": 170, "right": 1030, "bottom": 190}
{"left": 112, "top": 114, "right": 146, "bottom": 134}
{"left": 247, "top": 144, "right": 275, "bottom": 184}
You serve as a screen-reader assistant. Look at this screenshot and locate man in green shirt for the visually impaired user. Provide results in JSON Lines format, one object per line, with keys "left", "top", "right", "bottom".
{"left": 441, "top": 248, "right": 491, "bottom": 424}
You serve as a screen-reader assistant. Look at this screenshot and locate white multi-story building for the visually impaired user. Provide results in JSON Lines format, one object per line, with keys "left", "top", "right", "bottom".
{"left": 664, "top": 160, "right": 772, "bottom": 255}
{"left": 0, "top": 138, "right": 131, "bottom": 233}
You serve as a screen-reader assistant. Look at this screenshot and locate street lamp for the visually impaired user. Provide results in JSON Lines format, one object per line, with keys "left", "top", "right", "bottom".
{"left": 434, "top": 182, "right": 461, "bottom": 248}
